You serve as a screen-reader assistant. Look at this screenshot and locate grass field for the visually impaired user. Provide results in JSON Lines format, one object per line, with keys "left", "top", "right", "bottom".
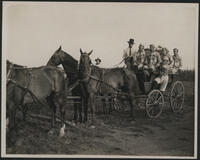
{"left": 6, "top": 80, "right": 195, "bottom": 157}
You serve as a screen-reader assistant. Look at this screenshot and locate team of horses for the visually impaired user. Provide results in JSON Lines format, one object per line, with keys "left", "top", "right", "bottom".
{"left": 6, "top": 46, "right": 140, "bottom": 144}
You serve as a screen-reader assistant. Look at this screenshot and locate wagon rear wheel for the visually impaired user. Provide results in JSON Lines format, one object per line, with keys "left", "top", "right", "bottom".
{"left": 170, "top": 81, "right": 184, "bottom": 112}
{"left": 146, "top": 90, "right": 164, "bottom": 118}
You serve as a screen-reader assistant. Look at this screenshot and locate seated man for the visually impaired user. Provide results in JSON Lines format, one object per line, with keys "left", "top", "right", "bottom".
{"left": 135, "top": 44, "right": 146, "bottom": 70}
{"left": 151, "top": 65, "right": 170, "bottom": 92}
{"left": 160, "top": 48, "right": 173, "bottom": 66}
{"left": 135, "top": 44, "right": 146, "bottom": 94}
{"left": 143, "top": 44, "right": 161, "bottom": 81}
{"left": 171, "top": 48, "right": 182, "bottom": 74}
{"left": 150, "top": 48, "right": 172, "bottom": 92}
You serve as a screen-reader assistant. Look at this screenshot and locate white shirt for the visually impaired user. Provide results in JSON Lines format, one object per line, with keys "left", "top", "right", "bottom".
{"left": 122, "top": 47, "right": 137, "bottom": 59}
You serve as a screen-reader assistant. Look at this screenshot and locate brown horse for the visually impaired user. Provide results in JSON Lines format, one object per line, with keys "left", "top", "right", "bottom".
{"left": 78, "top": 49, "right": 140, "bottom": 126}
{"left": 47, "top": 46, "right": 83, "bottom": 123}
{"left": 6, "top": 61, "right": 67, "bottom": 143}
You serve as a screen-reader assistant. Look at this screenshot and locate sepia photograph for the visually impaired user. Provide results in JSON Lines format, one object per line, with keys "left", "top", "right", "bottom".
{"left": 1, "top": 1, "right": 198, "bottom": 159}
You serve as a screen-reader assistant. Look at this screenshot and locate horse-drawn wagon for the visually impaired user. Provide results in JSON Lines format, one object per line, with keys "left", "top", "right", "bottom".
{"left": 113, "top": 72, "right": 185, "bottom": 118}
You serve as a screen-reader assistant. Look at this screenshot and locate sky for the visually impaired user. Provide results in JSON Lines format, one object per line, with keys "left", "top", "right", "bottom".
{"left": 2, "top": 2, "right": 199, "bottom": 70}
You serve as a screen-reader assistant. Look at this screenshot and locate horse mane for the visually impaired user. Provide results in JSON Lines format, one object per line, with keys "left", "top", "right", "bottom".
{"left": 59, "top": 50, "right": 78, "bottom": 74}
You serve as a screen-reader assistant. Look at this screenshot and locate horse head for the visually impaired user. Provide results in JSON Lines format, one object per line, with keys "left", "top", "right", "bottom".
{"left": 47, "top": 46, "right": 65, "bottom": 66}
{"left": 79, "top": 48, "right": 93, "bottom": 79}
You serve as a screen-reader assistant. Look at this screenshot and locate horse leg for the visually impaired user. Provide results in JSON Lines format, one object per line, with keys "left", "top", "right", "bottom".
{"left": 46, "top": 94, "right": 56, "bottom": 128}
{"left": 128, "top": 93, "right": 137, "bottom": 121}
{"left": 102, "top": 98, "right": 106, "bottom": 114}
{"left": 89, "top": 93, "right": 96, "bottom": 126}
{"left": 108, "top": 97, "right": 113, "bottom": 114}
{"left": 22, "top": 104, "right": 28, "bottom": 121}
{"left": 78, "top": 99, "right": 83, "bottom": 123}
{"left": 73, "top": 103, "right": 78, "bottom": 122}
{"left": 7, "top": 101, "right": 17, "bottom": 145}
{"left": 83, "top": 98, "right": 88, "bottom": 123}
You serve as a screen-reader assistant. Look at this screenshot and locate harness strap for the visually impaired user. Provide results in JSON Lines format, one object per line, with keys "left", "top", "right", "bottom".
{"left": 96, "top": 69, "right": 104, "bottom": 94}
{"left": 20, "top": 70, "right": 31, "bottom": 105}
{"left": 7, "top": 79, "right": 47, "bottom": 107}
{"left": 66, "top": 80, "right": 80, "bottom": 93}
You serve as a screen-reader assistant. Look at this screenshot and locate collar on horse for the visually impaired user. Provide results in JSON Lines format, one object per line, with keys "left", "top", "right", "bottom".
{"left": 79, "top": 65, "right": 128, "bottom": 96}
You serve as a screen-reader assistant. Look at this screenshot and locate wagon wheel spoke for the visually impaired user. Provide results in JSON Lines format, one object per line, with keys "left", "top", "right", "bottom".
{"left": 170, "top": 81, "right": 184, "bottom": 112}
{"left": 146, "top": 90, "right": 164, "bottom": 118}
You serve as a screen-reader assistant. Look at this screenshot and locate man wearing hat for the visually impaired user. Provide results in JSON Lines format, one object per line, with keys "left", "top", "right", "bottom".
{"left": 171, "top": 48, "right": 182, "bottom": 74}
{"left": 135, "top": 44, "right": 146, "bottom": 70}
{"left": 134, "top": 44, "right": 147, "bottom": 94}
{"left": 151, "top": 64, "right": 170, "bottom": 92}
{"left": 95, "top": 57, "right": 102, "bottom": 66}
{"left": 144, "top": 44, "right": 161, "bottom": 71}
{"left": 144, "top": 44, "right": 161, "bottom": 81}
{"left": 122, "top": 38, "right": 137, "bottom": 70}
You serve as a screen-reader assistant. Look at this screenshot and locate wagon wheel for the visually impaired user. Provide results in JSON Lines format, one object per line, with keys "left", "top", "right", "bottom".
{"left": 146, "top": 90, "right": 164, "bottom": 118}
{"left": 170, "top": 81, "right": 184, "bottom": 112}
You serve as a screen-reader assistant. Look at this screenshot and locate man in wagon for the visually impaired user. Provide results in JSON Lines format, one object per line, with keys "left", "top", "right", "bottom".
{"left": 135, "top": 44, "right": 146, "bottom": 94}
{"left": 122, "top": 38, "right": 137, "bottom": 70}
{"left": 150, "top": 48, "right": 172, "bottom": 92}
{"left": 143, "top": 44, "right": 161, "bottom": 81}
{"left": 171, "top": 48, "right": 182, "bottom": 74}
{"left": 95, "top": 57, "right": 102, "bottom": 66}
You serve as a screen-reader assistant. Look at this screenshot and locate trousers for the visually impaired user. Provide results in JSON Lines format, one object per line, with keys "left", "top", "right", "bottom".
{"left": 154, "top": 75, "right": 169, "bottom": 92}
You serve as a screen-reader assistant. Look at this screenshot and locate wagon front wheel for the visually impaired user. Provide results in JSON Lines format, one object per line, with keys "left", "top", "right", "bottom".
{"left": 170, "top": 81, "right": 184, "bottom": 112}
{"left": 146, "top": 90, "right": 164, "bottom": 118}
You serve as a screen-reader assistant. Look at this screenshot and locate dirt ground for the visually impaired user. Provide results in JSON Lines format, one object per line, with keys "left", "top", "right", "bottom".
{"left": 6, "top": 81, "right": 195, "bottom": 157}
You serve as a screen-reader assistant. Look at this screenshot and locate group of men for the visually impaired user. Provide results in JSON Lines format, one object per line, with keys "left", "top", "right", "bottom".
{"left": 123, "top": 38, "right": 182, "bottom": 94}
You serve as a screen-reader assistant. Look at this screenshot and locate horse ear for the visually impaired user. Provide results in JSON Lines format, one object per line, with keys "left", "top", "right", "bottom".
{"left": 80, "top": 48, "right": 83, "bottom": 54}
{"left": 88, "top": 50, "right": 93, "bottom": 56}
{"left": 58, "top": 46, "right": 62, "bottom": 51}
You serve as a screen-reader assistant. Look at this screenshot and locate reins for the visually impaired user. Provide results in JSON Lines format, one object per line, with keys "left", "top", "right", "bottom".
{"left": 79, "top": 66, "right": 128, "bottom": 96}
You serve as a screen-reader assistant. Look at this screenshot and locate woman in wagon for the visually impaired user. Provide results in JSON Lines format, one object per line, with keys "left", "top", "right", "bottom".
{"left": 122, "top": 38, "right": 137, "bottom": 70}
{"left": 150, "top": 48, "right": 172, "bottom": 92}
{"left": 143, "top": 44, "right": 161, "bottom": 81}
{"left": 171, "top": 48, "right": 182, "bottom": 74}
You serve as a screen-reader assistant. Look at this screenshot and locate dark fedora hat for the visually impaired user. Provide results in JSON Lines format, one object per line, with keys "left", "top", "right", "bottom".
{"left": 127, "top": 38, "right": 135, "bottom": 44}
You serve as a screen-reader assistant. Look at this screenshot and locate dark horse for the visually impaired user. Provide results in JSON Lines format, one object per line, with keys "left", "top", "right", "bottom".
{"left": 6, "top": 60, "right": 67, "bottom": 143}
{"left": 78, "top": 49, "right": 140, "bottom": 126}
{"left": 47, "top": 46, "right": 83, "bottom": 122}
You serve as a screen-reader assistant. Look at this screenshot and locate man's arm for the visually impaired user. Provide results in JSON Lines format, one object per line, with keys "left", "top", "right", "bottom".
{"left": 156, "top": 52, "right": 161, "bottom": 67}
{"left": 179, "top": 57, "right": 182, "bottom": 68}
{"left": 122, "top": 49, "right": 127, "bottom": 59}
{"left": 169, "top": 54, "right": 173, "bottom": 65}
